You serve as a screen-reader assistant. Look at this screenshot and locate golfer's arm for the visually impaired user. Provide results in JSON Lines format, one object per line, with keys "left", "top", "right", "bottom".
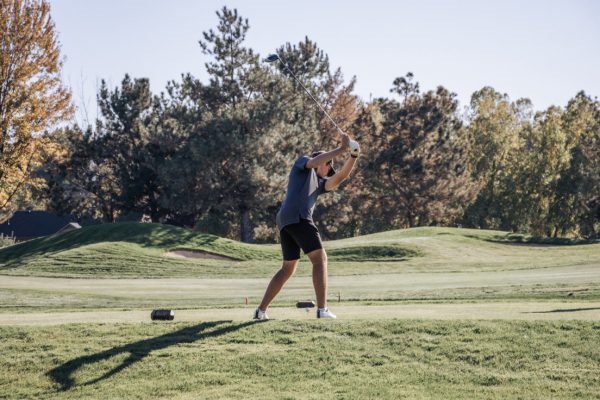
{"left": 324, "top": 156, "right": 357, "bottom": 191}
{"left": 306, "top": 147, "right": 345, "bottom": 169}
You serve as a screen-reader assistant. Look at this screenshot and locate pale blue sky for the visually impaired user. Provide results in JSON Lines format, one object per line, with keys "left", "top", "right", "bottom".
{"left": 49, "top": 0, "right": 600, "bottom": 124}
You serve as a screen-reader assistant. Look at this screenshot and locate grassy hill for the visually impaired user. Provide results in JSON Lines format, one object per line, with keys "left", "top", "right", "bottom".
{"left": 0, "top": 222, "right": 598, "bottom": 279}
{"left": 0, "top": 222, "right": 421, "bottom": 278}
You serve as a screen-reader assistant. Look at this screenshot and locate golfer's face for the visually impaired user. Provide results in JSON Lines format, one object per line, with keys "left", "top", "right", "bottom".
{"left": 317, "top": 163, "right": 331, "bottom": 177}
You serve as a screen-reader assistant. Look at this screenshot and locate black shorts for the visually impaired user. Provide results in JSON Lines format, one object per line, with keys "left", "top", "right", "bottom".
{"left": 280, "top": 219, "right": 323, "bottom": 261}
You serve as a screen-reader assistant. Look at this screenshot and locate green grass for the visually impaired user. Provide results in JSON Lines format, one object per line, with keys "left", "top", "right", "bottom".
{"left": 1, "top": 223, "right": 600, "bottom": 398}
{"left": 0, "top": 223, "right": 599, "bottom": 279}
{"left": 1, "top": 320, "right": 599, "bottom": 399}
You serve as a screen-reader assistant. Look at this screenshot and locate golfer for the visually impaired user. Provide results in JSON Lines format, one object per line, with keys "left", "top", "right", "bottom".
{"left": 254, "top": 133, "right": 360, "bottom": 319}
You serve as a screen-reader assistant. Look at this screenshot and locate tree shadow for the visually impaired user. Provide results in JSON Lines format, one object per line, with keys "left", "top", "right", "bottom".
{"left": 0, "top": 222, "right": 222, "bottom": 269}
{"left": 470, "top": 233, "right": 599, "bottom": 246}
{"left": 525, "top": 307, "right": 600, "bottom": 314}
{"left": 47, "top": 320, "right": 257, "bottom": 391}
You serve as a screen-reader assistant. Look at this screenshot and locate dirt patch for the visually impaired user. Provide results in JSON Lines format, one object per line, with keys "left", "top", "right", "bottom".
{"left": 163, "top": 249, "right": 239, "bottom": 261}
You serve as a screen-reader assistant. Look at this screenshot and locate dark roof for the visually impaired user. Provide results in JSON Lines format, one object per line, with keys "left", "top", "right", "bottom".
{"left": 0, "top": 211, "right": 76, "bottom": 238}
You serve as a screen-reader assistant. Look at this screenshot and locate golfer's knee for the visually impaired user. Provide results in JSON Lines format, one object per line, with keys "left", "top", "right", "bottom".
{"left": 320, "top": 250, "right": 328, "bottom": 265}
{"left": 281, "top": 266, "right": 295, "bottom": 278}
{"left": 311, "top": 257, "right": 327, "bottom": 272}
{"left": 307, "top": 248, "right": 327, "bottom": 265}
{"left": 281, "top": 260, "right": 298, "bottom": 276}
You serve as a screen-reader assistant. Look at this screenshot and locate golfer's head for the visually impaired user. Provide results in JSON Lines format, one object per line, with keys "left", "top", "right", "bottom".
{"left": 311, "top": 151, "right": 335, "bottom": 178}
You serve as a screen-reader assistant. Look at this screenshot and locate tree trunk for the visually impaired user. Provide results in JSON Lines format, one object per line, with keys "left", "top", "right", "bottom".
{"left": 150, "top": 205, "right": 161, "bottom": 223}
{"left": 407, "top": 211, "right": 417, "bottom": 228}
{"left": 240, "top": 207, "right": 252, "bottom": 243}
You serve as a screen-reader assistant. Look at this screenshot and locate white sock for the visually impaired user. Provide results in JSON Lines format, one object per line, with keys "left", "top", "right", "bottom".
{"left": 318, "top": 307, "right": 327, "bottom": 312}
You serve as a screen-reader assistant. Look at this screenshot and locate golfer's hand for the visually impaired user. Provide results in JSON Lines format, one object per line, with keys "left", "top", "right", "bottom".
{"left": 350, "top": 140, "right": 360, "bottom": 158}
{"left": 340, "top": 133, "right": 350, "bottom": 150}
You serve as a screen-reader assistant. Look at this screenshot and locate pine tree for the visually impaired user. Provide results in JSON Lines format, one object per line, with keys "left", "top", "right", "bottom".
{"left": 195, "top": 8, "right": 357, "bottom": 242}
{"left": 95, "top": 76, "right": 169, "bottom": 221}
{"left": 44, "top": 125, "right": 121, "bottom": 222}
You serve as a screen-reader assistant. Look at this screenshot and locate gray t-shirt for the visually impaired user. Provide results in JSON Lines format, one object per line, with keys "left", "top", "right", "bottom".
{"left": 276, "top": 155, "right": 328, "bottom": 231}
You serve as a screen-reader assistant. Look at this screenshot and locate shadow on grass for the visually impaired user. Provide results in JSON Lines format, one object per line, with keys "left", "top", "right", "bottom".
{"left": 525, "top": 307, "right": 600, "bottom": 314}
{"left": 327, "top": 245, "right": 421, "bottom": 262}
{"left": 47, "top": 320, "right": 256, "bottom": 391}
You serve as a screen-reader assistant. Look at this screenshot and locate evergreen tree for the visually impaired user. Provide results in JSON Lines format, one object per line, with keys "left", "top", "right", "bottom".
{"left": 196, "top": 7, "right": 283, "bottom": 241}
{"left": 44, "top": 125, "right": 121, "bottom": 222}
{"left": 95, "top": 75, "right": 168, "bottom": 221}
{"left": 195, "top": 8, "right": 358, "bottom": 242}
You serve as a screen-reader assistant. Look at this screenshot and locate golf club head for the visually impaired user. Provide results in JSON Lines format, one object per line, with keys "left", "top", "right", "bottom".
{"left": 264, "top": 54, "right": 280, "bottom": 63}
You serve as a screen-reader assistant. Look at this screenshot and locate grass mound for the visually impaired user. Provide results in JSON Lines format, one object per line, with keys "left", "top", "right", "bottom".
{"left": 0, "top": 223, "right": 282, "bottom": 277}
{"left": 0, "top": 222, "right": 277, "bottom": 263}
{"left": 0, "top": 222, "right": 424, "bottom": 278}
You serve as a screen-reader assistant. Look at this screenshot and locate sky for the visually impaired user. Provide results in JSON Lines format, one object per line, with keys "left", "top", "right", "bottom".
{"left": 49, "top": 0, "right": 600, "bottom": 125}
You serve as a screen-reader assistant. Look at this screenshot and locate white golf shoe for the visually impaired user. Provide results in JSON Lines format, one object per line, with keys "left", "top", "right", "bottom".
{"left": 253, "top": 308, "right": 269, "bottom": 320}
{"left": 316, "top": 308, "right": 337, "bottom": 319}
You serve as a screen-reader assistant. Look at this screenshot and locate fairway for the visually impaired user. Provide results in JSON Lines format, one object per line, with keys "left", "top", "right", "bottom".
{"left": 2, "top": 263, "right": 600, "bottom": 312}
{"left": 1, "top": 302, "right": 600, "bottom": 326}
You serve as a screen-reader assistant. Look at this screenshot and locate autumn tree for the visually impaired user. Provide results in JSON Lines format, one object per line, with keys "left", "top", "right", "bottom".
{"left": 366, "top": 73, "right": 478, "bottom": 229}
{"left": 461, "top": 87, "right": 533, "bottom": 229}
{"left": 0, "top": 0, "right": 72, "bottom": 221}
{"left": 548, "top": 92, "right": 600, "bottom": 238}
{"left": 315, "top": 101, "right": 382, "bottom": 238}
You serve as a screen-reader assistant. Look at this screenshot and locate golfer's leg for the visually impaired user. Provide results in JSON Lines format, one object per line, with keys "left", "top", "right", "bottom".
{"left": 258, "top": 259, "right": 299, "bottom": 311}
{"left": 307, "top": 248, "right": 328, "bottom": 309}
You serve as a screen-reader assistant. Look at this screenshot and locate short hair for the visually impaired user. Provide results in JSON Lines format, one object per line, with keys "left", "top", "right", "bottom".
{"left": 310, "top": 151, "right": 335, "bottom": 177}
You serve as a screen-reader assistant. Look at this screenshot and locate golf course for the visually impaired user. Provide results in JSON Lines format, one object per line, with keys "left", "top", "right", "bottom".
{"left": 1, "top": 222, "right": 599, "bottom": 399}
{"left": 2, "top": 0, "right": 599, "bottom": 398}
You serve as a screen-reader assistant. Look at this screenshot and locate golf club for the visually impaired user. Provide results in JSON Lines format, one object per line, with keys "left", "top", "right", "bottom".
{"left": 265, "top": 53, "right": 345, "bottom": 136}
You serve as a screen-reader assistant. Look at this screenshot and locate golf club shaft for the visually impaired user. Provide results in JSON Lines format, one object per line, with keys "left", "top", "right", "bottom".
{"left": 276, "top": 54, "right": 344, "bottom": 136}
